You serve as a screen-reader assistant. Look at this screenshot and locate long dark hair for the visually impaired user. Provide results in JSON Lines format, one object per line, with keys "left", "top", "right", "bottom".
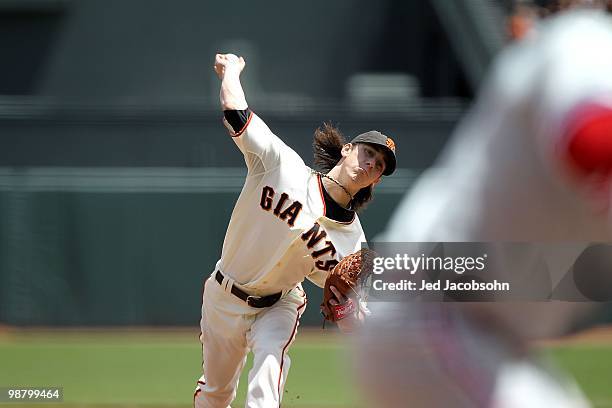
{"left": 312, "top": 122, "right": 373, "bottom": 211}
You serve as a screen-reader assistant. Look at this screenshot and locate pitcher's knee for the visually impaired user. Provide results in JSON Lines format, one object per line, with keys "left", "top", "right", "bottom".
{"left": 253, "top": 342, "right": 285, "bottom": 360}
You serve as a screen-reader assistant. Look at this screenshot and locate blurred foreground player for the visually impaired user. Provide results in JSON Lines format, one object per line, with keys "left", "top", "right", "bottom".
{"left": 360, "top": 4, "right": 612, "bottom": 408}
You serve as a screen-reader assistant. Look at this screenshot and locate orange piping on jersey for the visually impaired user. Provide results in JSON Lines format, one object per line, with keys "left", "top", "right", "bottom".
{"left": 316, "top": 173, "right": 357, "bottom": 225}
{"left": 316, "top": 173, "right": 327, "bottom": 216}
{"left": 331, "top": 213, "right": 356, "bottom": 225}
{"left": 232, "top": 110, "right": 254, "bottom": 138}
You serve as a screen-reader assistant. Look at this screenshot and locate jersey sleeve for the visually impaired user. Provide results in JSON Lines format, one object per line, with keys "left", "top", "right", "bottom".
{"left": 223, "top": 110, "right": 292, "bottom": 173}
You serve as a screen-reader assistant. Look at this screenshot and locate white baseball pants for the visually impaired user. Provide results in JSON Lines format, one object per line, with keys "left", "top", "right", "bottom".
{"left": 194, "top": 274, "right": 307, "bottom": 408}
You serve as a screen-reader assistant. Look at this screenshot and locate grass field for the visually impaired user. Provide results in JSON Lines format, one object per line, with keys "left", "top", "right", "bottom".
{"left": 0, "top": 327, "right": 611, "bottom": 407}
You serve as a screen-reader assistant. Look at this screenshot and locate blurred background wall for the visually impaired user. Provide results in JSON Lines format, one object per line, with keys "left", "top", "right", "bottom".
{"left": 0, "top": 0, "right": 511, "bottom": 325}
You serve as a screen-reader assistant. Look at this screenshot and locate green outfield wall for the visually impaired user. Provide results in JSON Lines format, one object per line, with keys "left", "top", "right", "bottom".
{"left": 0, "top": 183, "right": 408, "bottom": 326}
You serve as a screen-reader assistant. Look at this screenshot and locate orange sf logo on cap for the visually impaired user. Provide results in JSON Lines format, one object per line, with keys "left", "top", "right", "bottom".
{"left": 386, "top": 137, "right": 396, "bottom": 152}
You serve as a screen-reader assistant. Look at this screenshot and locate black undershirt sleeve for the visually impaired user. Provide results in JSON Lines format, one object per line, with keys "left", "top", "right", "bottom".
{"left": 223, "top": 108, "right": 251, "bottom": 133}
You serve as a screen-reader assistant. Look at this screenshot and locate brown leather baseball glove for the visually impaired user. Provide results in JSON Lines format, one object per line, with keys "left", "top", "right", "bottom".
{"left": 320, "top": 248, "right": 376, "bottom": 322}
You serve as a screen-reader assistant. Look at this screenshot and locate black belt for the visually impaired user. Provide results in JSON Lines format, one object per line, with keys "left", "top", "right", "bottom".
{"left": 215, "top": 271, "right": 282, "bottom": 308}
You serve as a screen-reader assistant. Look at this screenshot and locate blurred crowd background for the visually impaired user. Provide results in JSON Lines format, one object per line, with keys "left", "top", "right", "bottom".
{"left": 1, "top": 0, "right": 610, "bottom": 327}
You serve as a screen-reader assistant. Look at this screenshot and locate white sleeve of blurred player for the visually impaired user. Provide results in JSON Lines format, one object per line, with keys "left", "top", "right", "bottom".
{"left": 380, "top": 10, "right": 612, "bottom": 244}
{"left": 520, "top": 11, "right": 612, "bottom": 172}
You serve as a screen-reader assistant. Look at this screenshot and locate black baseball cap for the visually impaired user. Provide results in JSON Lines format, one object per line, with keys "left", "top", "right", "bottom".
{"left": 350, "top": 130, "right": 397, "bottom": 176}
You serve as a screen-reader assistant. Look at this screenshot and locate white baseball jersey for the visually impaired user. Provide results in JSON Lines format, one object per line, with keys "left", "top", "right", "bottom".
{"left": 195, "top": 112, "right": 368, "bottom": 408}
{"left": 218, "top": 112, "right": 366, "bottom": 296}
